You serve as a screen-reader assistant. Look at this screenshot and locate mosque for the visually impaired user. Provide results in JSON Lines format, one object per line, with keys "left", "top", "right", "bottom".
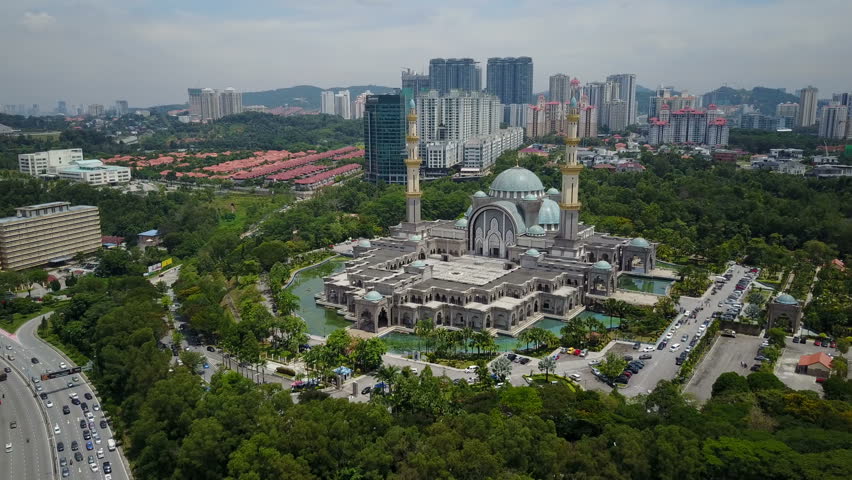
{"left": 320, "top": 98, "right": 657, "bottom": 335}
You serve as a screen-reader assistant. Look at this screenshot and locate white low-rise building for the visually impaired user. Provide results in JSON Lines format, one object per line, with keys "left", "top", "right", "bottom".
{"left": 57, "top": 160, "right": 131, "bottom": 185}
{"left": 19, "top": 148, "right": 83, "bottom": 175}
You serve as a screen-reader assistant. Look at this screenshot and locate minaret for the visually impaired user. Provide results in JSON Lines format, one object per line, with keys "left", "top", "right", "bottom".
{"left": 404, "top": 99, "right": 422, "bottom": 226}
{"left": 555, "top": 97, "right": 582, "bottom": 255}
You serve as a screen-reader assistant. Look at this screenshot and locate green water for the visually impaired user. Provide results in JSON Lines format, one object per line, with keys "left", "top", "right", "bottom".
{"left": 575, "top": 311, "right": 622, "bottom": 329}
{"left": 286, "top": 259, "right": 350, "bottom": 337}
{"left": 617, "top": 274, "right": 673, "bottom": 295}
{"left": 657, "top": 261, "right": 683, "bottom": 272}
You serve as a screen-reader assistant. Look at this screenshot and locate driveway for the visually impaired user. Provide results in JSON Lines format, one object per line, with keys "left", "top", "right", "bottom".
{"left": 684, "top": 334, "right": 764, "bottom": 402}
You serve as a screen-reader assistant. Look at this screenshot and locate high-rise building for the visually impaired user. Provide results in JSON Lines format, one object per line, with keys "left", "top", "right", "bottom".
{"left": 578, "top": 95, "right": 598, "bottom": 139}
{"left": 188, "top": 88, "right": 202, "bottom": 117}
{"left": 87, "top": 104, "right": 104, "bottom": 117}
{"left": 219, "top": 88, "right": 243, "bottom": 117}
{"left": 549, "top": 74, "right": 571, "bottom": 104}
{"left": 401, "top": 68, "right": 430, "bottom": 94}
{"left": 0, "top": 202, "right": 101, "bottom": 271}
{"left": 833, "top": 93, "right": 852, "bottom": 138}
{"left": 57, "top": 101, "right": 67, "bottom": 115}
{"left": 797, "top": 86, "right": 818, "bottom": 127}
{"left": 352, "top": 90, "right": 371, "bottom": 120}
{"left": 334, "top": 90, "right": 352, "bottom": 120}
{"left": 649, "top": 88, "right": 697, "bottom": 120}
{"left": 605, "top": 100, "right": 628, "bottom": 132}
{"left": 819, "top": 104, "right": 848, "bottom": 139}
{"left": 200, "top": 88, "right": 220, "bottom": 121}
{"left": 321, "top": 90, "right": 336, "bottom": 115}
{"left": 776, "top": 102, "right": 799, "bottom": 128}
{"left": 648, "top": 105, "right": 729, "bottom": 146}
{"left": 115, "top": 100, "right": 129, "bottom": 116}
{"left": 503, "top": 103, "right": 528, "bottom": 128}
{"left": 428, "top": 58, "right": 481, "bottom": 94}
{"left": 486, "top": 57, "right": 533, "bottom": 105}
{"left": 364, "top": 94, "right": 407, "bottom": 184}
{"left": 605, "top": 73, "right": 637, "bottom": 126}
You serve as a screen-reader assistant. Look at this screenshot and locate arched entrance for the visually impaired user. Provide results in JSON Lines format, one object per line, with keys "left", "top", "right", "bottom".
{"left": 378, "top": 308, "right": 389, "bottom": 329}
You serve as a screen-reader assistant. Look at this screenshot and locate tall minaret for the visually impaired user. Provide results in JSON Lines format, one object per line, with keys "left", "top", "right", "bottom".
{"left": 404, "top": 99, "right": 422, "bottom": 226}
{"left": 555, "top": 97, "right": 582, "bottom": 254}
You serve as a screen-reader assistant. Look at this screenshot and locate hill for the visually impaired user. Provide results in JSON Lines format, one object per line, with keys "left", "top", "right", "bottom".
{"left": 701, "top": 86, "right": 799, "bottom": 114}
{"left": 636, "top": 85, "right": 654, "bottom": 116}
{"left": 242, "top": 85, "right": 395, "bottom": 110}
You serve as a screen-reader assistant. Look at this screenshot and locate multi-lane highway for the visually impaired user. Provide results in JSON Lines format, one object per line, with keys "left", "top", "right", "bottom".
{"left": 2, "top": 314, "right": 131, "bottom": 480}
{"left": 0, "top": 355, "right": 53, "bottom": 480}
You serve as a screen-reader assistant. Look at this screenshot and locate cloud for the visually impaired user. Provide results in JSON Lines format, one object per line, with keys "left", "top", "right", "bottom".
{"left": 19, "top": 12, "right": 56, "bottom": 32}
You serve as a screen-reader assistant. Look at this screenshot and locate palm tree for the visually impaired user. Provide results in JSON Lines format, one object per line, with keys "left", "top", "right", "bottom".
{"left": 414, "top": 318, "right": 435, "bottom": 353}
{"left": 603, "top": 298, "right": 620, "bottom": 332}
{"left": 375, "top": 365, "right": 401, "bottom": 394}
{"left": 517, "top": 329, "right": 534, "bottom": 351}
{"left": 538, "top": 356, "right": 557, "bottom": 382}
{"left": 473, "top": 330, "right": 494, "bottom": 355}
{"left": 460, "top": 327, "right": 475, "bottom": 354}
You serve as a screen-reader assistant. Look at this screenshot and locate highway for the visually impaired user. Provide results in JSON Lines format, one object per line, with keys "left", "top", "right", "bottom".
{"left": 2, "top": 314, "right": 132, "bottom": 480}
{"left": 0, "top": 355, "right": 53, "bottom": 480}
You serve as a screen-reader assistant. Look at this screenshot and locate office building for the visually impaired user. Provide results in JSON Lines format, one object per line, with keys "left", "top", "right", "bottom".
{"left": 321, "top": 90, "right": 336, "bottom": 115}
{"left": 0, "top": 202, "right": 101, "bottom": 271}
{"left": 797, "top": 86, "right": 818, "bottom": 127}
{"left": 219, "top": 88, "right": 243, "bottom": 117}
{"left": 56, "top": 160, "right": 131, "bottom": 185}
{"left": 486, "top": 57, "right": 533, "bottom": 105}
{"left": 87, "top": 104, "right": 105, "bottom": 117}
{"left": 364, "top": 94, "right": 407, "bottom": 184}
{"left": 188, "top": 88, "right": 203, "bottom": 117}
{"left": 335, "top": 90, "right": 352, "bottom": 120}
{"left": 401, "top": 68, "right": 430, "bottom": 94}
{"left": 115, "top": 100, "right": 129, "bottom": 116}
{"left": 18, "top": 148, "right": 84, "bottom": 175}
{"left": 605, "top": 73, "right": 637, "bottom": 126}
{"left": 428, "top": 58, "right": 481, "bottom": 94}
{"left": 776, "top": 102, "right": 799, "bottom": 128}
{"left": 57, "top": 101, "right": 67, "bottom": 115}
{"left": 819, "top": 104, "right": 848, "bottom": 139}
{"left": 549, "top": 74, "right": 571, "bottom": 104}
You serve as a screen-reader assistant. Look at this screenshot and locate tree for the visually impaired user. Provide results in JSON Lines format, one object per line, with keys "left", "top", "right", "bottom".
{"left": 352, "top": 337, "right": 387, "bottom": 372}
{"left": 744, "top": 303, "right": 762, "bottom": 321}
{"left": 538, "top": 356, "right": 557, "bottom": 381}
{"left": 375, "top": 365, "right": 400, "bottom": 394}
{"left": 459, "top": 326, "right": 475, "bottom": 354}
{"left": 275, "top": 289, "right": 300, "bottom": 317}
{"left": 49, "top": 279, "right": 61, "bottom": 292}
{"left": 830, "top": 355, "right": 848, "bottom": 378}
{"left": 712, "top": 372, "right": 750, "bottom": 398}
{"left": 179, "top": 351, "right": 205, "bottom": 372}
{"left": 414, "top": 318, "right": 435, "bottom": 353}
{"left": 836, "top": 337, "right": 849, "bottom": 355}
{"left": 598, "top": 352, "right": 627, "bottom": 381}
{"left": 766, "top": 328, "right": 786, "bottom": 347}
{"left": 491, "top": 355, "right": 513, "bottom": 380}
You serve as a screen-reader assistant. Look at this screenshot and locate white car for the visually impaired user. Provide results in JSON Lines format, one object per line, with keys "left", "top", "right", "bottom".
{"left": 5, "top": 443, "right": 11, "bottom": 453}
{"left": 59, "top": 362, "right": 67, "bottom": 369}
{"left": 69, "top": 392, "right": 78, "bottom": 400}
{"left": 569, "top": 373, "right": 581, "bottom": 381}
{"left": 699, "top": 325, "right": 706, "bottom": 331}
{"left": 90, "top": 463, "right": 99, "bottom": 472}
{"left": 669, "top": 343, "right": 681, "bottom": 351}
{"left": 683, "top": 311, "right": 691, "bottom": 317}
{"left": 642, "top": 346, "right": 655, "bottom": 352}
{"left": 579, "top": 350, "right": 587, "bottom": 358}
{"left": 46, "top": 400, "right": 54, "bottom": 408}
{"left": 685, "top": 346, "right": 692, "bottom": 353}
{"left": 97, "top": 448, "right": 104, "bottom": 459}
{"left": 666, "top": 332, "right": 673, "bottom": 339}
{"left": 588, "top": 359, "right": 601, "bottom": 366}
{"left": 53, "top": 424, "right": 61, "bottom": 434}
{"left": 464, "top": 366, "right": 478, "bottom": 373}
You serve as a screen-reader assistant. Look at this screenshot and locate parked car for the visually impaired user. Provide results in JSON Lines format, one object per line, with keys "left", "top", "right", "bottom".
{"left": 633, "top": 342, "right": 641, "bottom": 350}
{"left": 755, "top": 355, "right": 769, "bottom": 361}
{"left": 639, "top": 354, "right": 653, "bottom": 360}
{"left": 623, "top": 355, "right": 633, "bottom": 361}
{"left": 750, "top": 364, "right": 761, "bottom": 371}
{"left": 815, "top": 340, "right": 822, "bottom": 346}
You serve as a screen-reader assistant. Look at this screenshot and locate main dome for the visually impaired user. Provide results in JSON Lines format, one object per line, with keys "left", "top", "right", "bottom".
{"left": 489, "top": 167, "right": 545, "bottom": 197}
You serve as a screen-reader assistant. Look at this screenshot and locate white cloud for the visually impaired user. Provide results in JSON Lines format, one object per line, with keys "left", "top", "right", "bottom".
{"left": 19, "top": 12, "right": 56, "bottom": 32}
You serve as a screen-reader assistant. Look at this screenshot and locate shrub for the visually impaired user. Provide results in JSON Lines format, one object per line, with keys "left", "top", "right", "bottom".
{"left": 276, "top": 366, "right": 296, "bottom": 376}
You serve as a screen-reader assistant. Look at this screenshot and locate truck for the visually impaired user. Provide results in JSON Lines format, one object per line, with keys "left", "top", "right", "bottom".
{"left": 722, "top": 329, "right": 737, "bottom": 338}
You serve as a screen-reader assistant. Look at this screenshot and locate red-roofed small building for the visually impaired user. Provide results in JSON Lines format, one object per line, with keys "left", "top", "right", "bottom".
{"left": 593, "top": 163, "right": 616, "bottom": 171}
{"left": 796, "top": 352, "right": 833, "bottom": 377}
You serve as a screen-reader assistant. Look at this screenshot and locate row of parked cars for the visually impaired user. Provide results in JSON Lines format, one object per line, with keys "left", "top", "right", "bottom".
{"left": 591, "top": 357, "right": 647, "bottom": 386}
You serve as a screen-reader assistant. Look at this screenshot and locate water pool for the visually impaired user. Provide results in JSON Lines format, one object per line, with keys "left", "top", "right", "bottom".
{"left": 617, "top": 274, "right": 674, "bottom": 295}
{"left": 286, "top": 259, "right": 350, "bottom": 337}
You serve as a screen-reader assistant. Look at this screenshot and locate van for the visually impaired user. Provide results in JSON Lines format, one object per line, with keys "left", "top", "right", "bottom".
{"left": 107, "top": 439, "right": 116, "bottom": 452}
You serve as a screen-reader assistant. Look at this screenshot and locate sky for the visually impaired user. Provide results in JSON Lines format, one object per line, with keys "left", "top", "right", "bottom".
{"left": 2, "top": 0, "right": 851, "bottom": 108}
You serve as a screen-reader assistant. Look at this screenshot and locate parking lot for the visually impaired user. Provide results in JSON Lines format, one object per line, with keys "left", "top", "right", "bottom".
{"left": 684, "top": 334, "right": 764, "bottom": 402}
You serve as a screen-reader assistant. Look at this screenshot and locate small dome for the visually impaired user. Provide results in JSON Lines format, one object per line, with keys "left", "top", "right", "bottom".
{"left": 363, "top": 291, "right": 383, "bottom": 302}
{"left": 454, "top": 218, "right": 468, "bottom": 229}
{"left": 409, "top": 99, "right": 415, "bottom": 109}
{"left": 538, "top": 198, "right": 561, "bottom": 225}
{"left": 473, "top": 190, "right": 488, "bottom": 198}
{"left": 546, "top": 187, "right": 560, "bottom": 195}
{"left": 629, "top": 237, "right": 650, "bottom": 248}
{"left": 357, "top": 239, "right": 372, "bottom": 248}
{"left": 527, "top": 225, "right": 546, "bottom": 236}
{"left": 411, "top": 260, "right": 426, "bottom": 268}
{"left": 775, "top": 294, "right": 798, "bottom": 305}
{"left": 409, "top": 234, "right": 422, "bottom": 242}
{"left": 465, "top": 205, "right": 473, "bottom": 217}
{"left": 570, "top": 97, "right": 578, "bottom": 107}
{"left": 525, "top": 248, "right": 541, "bottom": 257}
{"left": 489, "top": 167, "right": 545, "bottom": 195}
{"left": 523, "top": 193, "right": 538, "bottom": 201}
{"left": 593, "top": 260, "right": 612, "bottom": 270}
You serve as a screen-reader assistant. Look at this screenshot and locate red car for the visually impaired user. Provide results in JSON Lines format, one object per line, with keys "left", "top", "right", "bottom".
{"left": 572, "top": 349, "right": 581, "bottom": 356}
{"left": 816, "top": 377, "right": 827, "bottom": 384}
{"left": 622, "top": 371, "right": 633, "bottom": 378}
{"left": 830, "top": 341, "right": 837, "bottom": 348}
{"left": 814, "top": 340, "right": 822, "bottom": 347}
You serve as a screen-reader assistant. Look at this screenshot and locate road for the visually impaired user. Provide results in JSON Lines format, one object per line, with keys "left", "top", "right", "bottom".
{"left": 3, "top": 315, "right": 132, "bottom": 480}
{"left": 0, "top": 355, "right": 53, "bottom": 480}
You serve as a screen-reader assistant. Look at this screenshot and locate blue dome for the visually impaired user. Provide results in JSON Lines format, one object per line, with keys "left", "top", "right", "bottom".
{"left": 409, "top": 99, "right": 415, "bottom": 109}
{"left": 363, "top": 291, "right": 383, "bottom": 302}
{"left": 538, "top": 198, "right": 561, "bottom": 225}
{"left": 523, "top": 193, "right": 538, "bottom": 201}
{"left": 570, "top": 96, "right": 578, "bottom": 107}
{"left": 473, "top": 190, "right": 488, "bottom": 198}
{"left": 409, "top": 234, "right": 422, "bottom": 241}
{"left": 775, "top": 294, "right": 798, "bottom": 305}
{"left": 357, "top": 239, "right": 371, "bottom": 248}
{"left": 593, "top": 260, "right": 612, "bottom": 270}
{"left": 527, "top": 225, "right": 545, "bottom": 236}
{"left": 489, "top": 167, "right": 545, "bottom": 195}
{"left": 525, "top": 248, "right": 541, "bottom": 256}
{"left": 629, "top": 237, "right": 650, "bottom": 248}
{"left": 546, "top": 187, "right": 560, "bottom": 195}
{"left": 411, "top": 260, "right": 426, "bottom": 268}
{"left": 454, "top": 218, "right": 468, "bottom": 229}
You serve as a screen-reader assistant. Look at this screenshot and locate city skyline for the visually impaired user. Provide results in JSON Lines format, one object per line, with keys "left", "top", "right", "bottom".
{"left": 2, "top": 0, "right": 851, "bottom": 106}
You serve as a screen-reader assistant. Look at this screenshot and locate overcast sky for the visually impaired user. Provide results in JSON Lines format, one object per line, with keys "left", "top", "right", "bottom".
{"left": 2, "top": 0, "right": 851, "bottom": 108}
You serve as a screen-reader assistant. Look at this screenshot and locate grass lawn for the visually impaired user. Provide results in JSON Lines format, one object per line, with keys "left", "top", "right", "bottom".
{"left": 211, "top": 192, "right": 292, "bottom": 235}
{"left": 0, "top": 302, "right": 67, "bottom": 334}
{"left": 37, "top": 318, "right": 90, "bottom": 365}
{"left": 524, "top": 374, "right": 580, "bottom": 391}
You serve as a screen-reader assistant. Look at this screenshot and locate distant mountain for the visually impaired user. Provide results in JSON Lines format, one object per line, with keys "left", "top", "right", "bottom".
{"left": 701, "top": 86, "right": 799, "bottom": 115}
{"left": 636, "top": 85, "right": 654, "bottom": 117}
{"left": 242, "top": 85, "right": 396, "bottom": 110}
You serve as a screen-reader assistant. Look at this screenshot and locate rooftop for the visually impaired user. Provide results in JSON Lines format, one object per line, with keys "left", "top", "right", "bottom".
{"left": 797, "top": 352, "right": 832, "bottom": 369}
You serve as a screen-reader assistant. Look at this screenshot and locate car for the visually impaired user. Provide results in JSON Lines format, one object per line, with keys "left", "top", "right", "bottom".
{"left": 80, "top": 419, "right": 86, "bottom": 429}
{"left": 81, "top": 402, "right": 89, "bottom": 411}
{"left": 657, "top": 343, "right": 666, "bottom": 350}
{"left": 675, "top": 357, "right": 685, "bottom": 365}
{"left": 621, "top": 370, "right": 633, "bottom": 378}
{"left": 57, "top": 442, "right": 64, "bottom": 452}
{"left": 750, "top": 364, "right": 761, "bottom": 371}
{"left": 86, "top": 440, "right": 93, "bottom": 450}
{"left": 800, "top": 337, "right": 807, "bottom": 344}
{"left": 46, "top": 400, "right": 54, "bottom": 407}
{"left": 761, "top": 341, "right": 770, "bottom": 347}
{"left": 60, "top": 457, "right": 67, "bottom": 466}
{"left": 588, "top": 359, "right": 601, "bottom": 366}
{"left": 105, "top": 475, "right": 113, "bottom": 480}
{"left": 90, "top": 462, "right": 99, "bottom": 472}
{"left": 681, "top": 335, "right": 689, "bottom": 342}
{"left": 74, "top": 451, "right": 83, "bottom": 462}
{"left": 97, "top": 447, "right": 104, "bottom": 459}
{"left": 614, "top": 375, "right": 629, "bottom": 384}
{"left": 59, "top": 362, "right": 67, "bottom": 369}
{"left": 31, "top": 357, "right": 39, "bottom": 364}
{"left": 31, "top": 376, "right": 40, "bottom": 384}
{"left": 84, "top": 392, "right": 92, "bottom": 400}
{"left": 639, "top": 354, "right": 653, "bottom": 360}
{"left": 814, "top": 340, "right": 822, "bottom": 347}
{"left": 86, "top": 411, "right": 94, "bottom": 420}
{"left": 361, "top": 386, "right": 372, "bottom": 395}
{"left": 54, "top": 424, "right": 61, "bottom": 434}
{"left": 103, "top": 461, "right": 112, "bottom": 473}
{"left": 633, "top": 342, "right": 641, "bottom": 350}
{"left": 816, "top": 377, "right": 827, "bottom": 384}
{"left": 9, "top": 421, "right": 16, "bottom": 429}
{"left": 83, "top": 430, "right": 91, "bottom": 440}
{"left": 623, "top": 355, "right": 633, "bottom": 361}
{"left": 642, "top": 346, "right": 655, "bottom": 352}
{"left": 88, "top": 454, "right": 95, "bottom": 464}
{"left": 669, "top": 343, "right": 681, "bottom": 351}
{"left": 464, "top": 365, "right": 479, "bottom": 373}
{"left": 569, "top": 373, "right": 581, "bottom": 381}
{"left": 755, "top": 355, "right": 768, "bottom": 361}
{"left": 36, "top": 384, "right": 43, "bottom": 392}
{"left": 698, "top": 325, "right": 706, "bottom": 331}
{"left": 93, "top": 403, "right": 100, "bottom": 411}
{"left": 61, "top": 466, "right": 70, "bottom": 478}
{"left": 3, "top": 367, "right": 9, "bottom": 373}
{"left": 665, "top": 332, "right": 673, "bottom": 339}
{"left": 830, "top": 341, "right": 837, "bottom": 348}
{"left": 579, "top": 349, "right": 587, "bottom": 357}
{"left": 519, "top": 357, "right": 531, "bottom": 365}
{"left": 685, "top": 346, "right": 692, "bottom": 353}
{"left": 93, "top": 431, "right": 101, "bottom": 444}
{"left": 39, "top": 392, "right": 47, "bottom": 400}
{"left": 683, "top": 310, "right": 690, "bottom": 317}
{"left": 61, "top": 404, "right": 70, "bottom": 414}
{"left": 206, "top": 346, "right": 216, "bottom": 352}
{"left": 100, "top": 420, "right": 108, "bottom": 429}
{"left": 4, "top": 443, "right": 11, "bottom": 453}
{"left": 71, "top": 441, "right": 79, "bottom": 451}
